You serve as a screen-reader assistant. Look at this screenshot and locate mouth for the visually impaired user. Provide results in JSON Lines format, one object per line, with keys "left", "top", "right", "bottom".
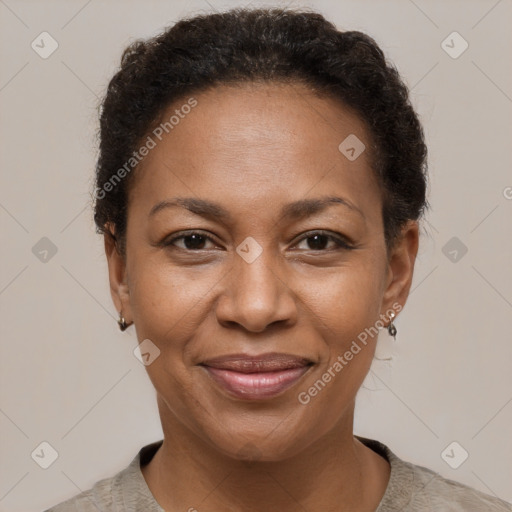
{"left": 199, "top": 352, "right": 314, "bottom": 400}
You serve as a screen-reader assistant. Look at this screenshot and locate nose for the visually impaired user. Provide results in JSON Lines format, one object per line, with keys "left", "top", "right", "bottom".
{"left": 215, "top": 249, "right": 298, "bottom": 333}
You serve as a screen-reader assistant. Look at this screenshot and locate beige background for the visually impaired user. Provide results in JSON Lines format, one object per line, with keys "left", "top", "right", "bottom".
{"left": 1, "top": 0, "right": 511, "bottom": 510}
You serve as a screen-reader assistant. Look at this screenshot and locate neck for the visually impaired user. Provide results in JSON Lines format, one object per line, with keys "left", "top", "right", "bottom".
{"left": 141, "top": 395, "right": 390, "bottom": 512}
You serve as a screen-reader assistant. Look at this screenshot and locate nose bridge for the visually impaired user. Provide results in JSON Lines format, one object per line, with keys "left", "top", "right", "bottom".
{"left": 216, "top": 239, "right": 296, "bottom": 332}
{"left": 238, "top": 244, "right": 280, "bottom": 298}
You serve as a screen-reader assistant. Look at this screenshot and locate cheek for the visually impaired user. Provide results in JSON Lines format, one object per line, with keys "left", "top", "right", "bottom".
{"left": 128, "top": 246, "right": 386, "bottom": 360}
{"left": 126, "top": 258, "right": 210, "bottom": 424}
{"left": 295, "top": 259, "right": 385, "bottom": 397}
{"left": 127, "top": 256, "right": 217, "bottom": 341}
{"left": 126, "top": 256, "right": 223, "bottom": 397}
{"left": 295, "top": 269, "right": 382, "bottom": 427}
{"left": 299, "top": 260, "right": 384, "bottom": 341}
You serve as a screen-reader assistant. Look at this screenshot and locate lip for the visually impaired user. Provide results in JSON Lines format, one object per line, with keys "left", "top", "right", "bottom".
{"left": 200, "top": 352, "right": 314, "bottom": 400}
{"left": 201, "top": 352, "right": 314, "bottom": 372}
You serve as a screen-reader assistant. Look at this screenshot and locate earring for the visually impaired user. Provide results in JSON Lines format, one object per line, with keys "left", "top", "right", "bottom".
{"left": 387, "top": 312, "right": 397, "bottom": 340}
{"left": 118, "top": 311, "right": 129, "bottom": 331}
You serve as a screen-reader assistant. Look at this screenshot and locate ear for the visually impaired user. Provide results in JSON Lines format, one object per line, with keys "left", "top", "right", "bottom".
{"left": 380, "top": 220, "right": 419, "bottom": 319}
{"left": 104, "top": 223, "right": 131, "bottom": 323}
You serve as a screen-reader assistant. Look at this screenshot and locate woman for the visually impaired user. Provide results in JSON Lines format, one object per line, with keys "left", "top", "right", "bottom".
{"left": 46, "top": 7, "right": 511, "bottom": 512}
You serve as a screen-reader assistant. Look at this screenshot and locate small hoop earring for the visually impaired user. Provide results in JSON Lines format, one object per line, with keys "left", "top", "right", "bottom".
{"left": 387, "top": 312, "right": 397, "bottom": 340}
{"left": 118, "top": 311, "right": 129, "bottom": 331}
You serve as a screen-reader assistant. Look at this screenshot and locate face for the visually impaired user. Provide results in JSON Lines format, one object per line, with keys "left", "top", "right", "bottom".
{"left": 106, "top": 82, "right": 418, "bottom": 461}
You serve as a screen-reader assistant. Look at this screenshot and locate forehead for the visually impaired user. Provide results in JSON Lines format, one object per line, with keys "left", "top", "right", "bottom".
{"left": 128, "top": 82, "right": 381, "bottom": 222}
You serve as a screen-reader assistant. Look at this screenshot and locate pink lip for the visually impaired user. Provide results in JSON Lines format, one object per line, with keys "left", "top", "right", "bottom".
{"left": 202, "top": 366, "right": 312, "bottom": 400}
{"left": 201, "top": 352, "right": 313, "bottom": 372}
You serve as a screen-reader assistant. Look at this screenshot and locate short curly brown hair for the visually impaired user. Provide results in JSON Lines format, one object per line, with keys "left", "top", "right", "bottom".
{"left": 93, "top": 7, "right": 428, "bottom": 257}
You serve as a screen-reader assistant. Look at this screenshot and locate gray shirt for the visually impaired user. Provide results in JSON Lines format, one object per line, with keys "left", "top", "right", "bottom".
{"left": 45, "top": 436, "right": 512, "bottom": 511}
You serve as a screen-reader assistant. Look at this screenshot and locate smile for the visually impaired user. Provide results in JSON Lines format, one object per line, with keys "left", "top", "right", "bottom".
{"left": 201, "top": 365, "right": 313, "bottom": 400}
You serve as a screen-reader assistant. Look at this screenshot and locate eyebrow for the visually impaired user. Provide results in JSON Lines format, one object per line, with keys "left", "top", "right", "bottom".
{"left": 148, "top": 195, "right": 365, "bottom": 221}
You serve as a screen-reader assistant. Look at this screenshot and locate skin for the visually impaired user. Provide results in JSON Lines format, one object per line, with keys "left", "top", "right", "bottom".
{"left": 105, "top": 81, "right": 419, "bottom": 511}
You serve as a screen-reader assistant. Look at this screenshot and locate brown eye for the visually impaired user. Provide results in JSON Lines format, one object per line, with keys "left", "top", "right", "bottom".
{"left": 294, "top": 231, "right": 353, "bottom": 251}
{"left": 165, "top": 231, "right": 217, "bottom": 251}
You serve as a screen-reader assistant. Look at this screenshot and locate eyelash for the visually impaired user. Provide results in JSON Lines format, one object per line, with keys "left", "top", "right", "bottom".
{"left": 163, "top": 230, "right": 354, "bottom": 252}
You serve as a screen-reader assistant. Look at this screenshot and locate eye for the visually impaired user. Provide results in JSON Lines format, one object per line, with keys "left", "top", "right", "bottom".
{"left": 162, "top": 230, "right": 354, "bottom": 252}
{"left": 293, "top": 231, "right": 354, "bottom": 251}
{"left": 164, "top": 231, "right": 218, "bottom": 251}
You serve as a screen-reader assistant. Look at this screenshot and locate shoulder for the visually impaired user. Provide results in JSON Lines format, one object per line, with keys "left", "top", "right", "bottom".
{"left": 356, "top": 436, "right": 512, "bottom": 512}
{"left": 44, "top": 440, "right": 164, "bottom": 512}
{"left": 405, "top": 460, "right": 512, "bottom": 511}
{"left": 44, "top": 473, "right": 116, "bottom": 511}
